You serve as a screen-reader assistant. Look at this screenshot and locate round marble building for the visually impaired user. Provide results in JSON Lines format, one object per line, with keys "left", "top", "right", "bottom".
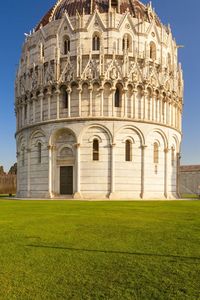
{"left": 15, "top": 0, "right": 183, "bottom": 199}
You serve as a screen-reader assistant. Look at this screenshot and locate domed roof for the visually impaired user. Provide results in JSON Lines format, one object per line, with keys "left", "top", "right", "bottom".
{"left": 36, "top": 0, "right": 161, "bottom": 31}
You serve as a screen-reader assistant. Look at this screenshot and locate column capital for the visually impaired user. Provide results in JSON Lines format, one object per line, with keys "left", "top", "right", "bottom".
{"left": 74, "top": 143, "right": 81, "bottom": 149}
{"left": 48, "top": 145, "right": 57, "bottom": 151}
{"left": 67, "top": 86, "right": 72, "bottom": 94}
{"left": 132, "top": 88, "right": 138, "bottom": 94}
{"left": 122, "top": 88, "right": 128, "bottom": 93}
{"left": 110, "top": 143, "right": 116, "bottom": 148}
{"left": 88, "top": 84, "right": 93, "bottom": 91}
{"left": 141, "top": 144, "right": 147, "bottom": 150}
{"left": 164, "top": 148, "right": 169, "bottom": 153}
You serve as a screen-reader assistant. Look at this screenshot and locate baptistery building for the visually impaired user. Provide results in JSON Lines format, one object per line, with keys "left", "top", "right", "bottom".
{"left": 15, "top": 0, "right": 183, "bottom": 199}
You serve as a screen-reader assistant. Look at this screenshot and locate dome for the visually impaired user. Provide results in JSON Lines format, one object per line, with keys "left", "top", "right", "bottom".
{"left": 36, "top": 0, "right": 161, "bottom": 31}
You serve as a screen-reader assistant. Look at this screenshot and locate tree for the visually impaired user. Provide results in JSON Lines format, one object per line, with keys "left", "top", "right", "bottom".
{"left": 0, "top": 166, "right": 5, "bottom": 175}
{"left": 8, "top": 163, "right": 17, "bottom": 175}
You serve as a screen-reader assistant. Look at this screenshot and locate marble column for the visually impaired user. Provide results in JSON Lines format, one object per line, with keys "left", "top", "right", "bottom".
{"left": 38, "top": 91, "right": 44, "bottom": 122}
{"left": 32, "top": 94, "right": 36, "bottom": 123}
{"left": 77, "top": 85, "right": 82, "bottom": 117}
{"left": 27, "top": 97, "right": 30, "bottom": 125}
{"left": 123, "top": 87, "right": 128, "bottom": 118}
{"left": 100, "top": 86, "right": 104, "bottom": 117}
{"left": 74, "top": 143, "right": 82, "bottom": 199}
{"left": 47, "top": 87, "right": 52, "bottom": 120}
{"left": 164, "top": 148, "right": 169, "bottom": 199}
{"left": 89, "top": 84, "right": 93, "bottom": 116}
{"left": 67, "top": 87, "right": 72, "bottom": 118}
{"left": 109, "top": 143, "right": 116, "bottom": 199}
{"left": 140, "top": 144, "right": 147, "bottom": 199}
{"left": 131, "top": 88, "right": 136, "bottom": 119}
{"left": 143, "top": 90, "right": 147, "bottom": 120}
{"left": 48, "top": 145, "right": 53, "bottom": 198}
{"left": 55, "top": 88, "right": 60, "bottom": 120}
{"left": 27, "top": 148, "right": 31, "bottom": 197}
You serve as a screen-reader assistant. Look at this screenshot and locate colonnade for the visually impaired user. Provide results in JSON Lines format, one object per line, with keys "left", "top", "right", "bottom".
{"left": 15, "top": 83, "right": 182, "bottom": 132}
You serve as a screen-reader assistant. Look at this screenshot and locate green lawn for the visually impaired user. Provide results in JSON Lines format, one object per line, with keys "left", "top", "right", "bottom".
{"left": 0, "top": 200, "right": 199, "bottom": 300}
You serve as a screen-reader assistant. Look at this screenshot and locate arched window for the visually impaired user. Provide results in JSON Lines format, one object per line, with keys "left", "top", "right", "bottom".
{"left": 122, "top": 38, "right": 125, "bottom": 51}
{"left": 171, "top": 147, "right": 175, "bottom": 166}
{"left": 38, "top": 142, "right": 42, "bottom": 164}
{"left": 153, "top": 142, "right": 159, "bottom": 164}
{"left": 61, "top": 86, "right": 68, "bottom": 109}
{"left": 64, "top": 90, "right": 68, "bottom": 109}
{"left": 150, "top": 42, "right": 156, "bottom": 60}
{"left": 64, "top": 37, "right": 70, "bottom": 54}
{"left": 115, "top": 87, "right": 120, "bottom": 107}
{"left": 92, "top": 34, "right": 100, "bottom": 51}
{"left": 125, "top": 140, "right": 132, "bottom": 162}
{"left": 93, "top": 139, "right": 99, "bottom": 161}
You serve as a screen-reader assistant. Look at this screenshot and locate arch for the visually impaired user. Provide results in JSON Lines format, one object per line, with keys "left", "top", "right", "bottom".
{"left": 171, "top": 134, "right": 181, "bottom": 153}
{"left": 146, "top": 128, "right": 168, "bottom": 149}
{"left": 150, "top": 41, "right": 156, "bottom": 60}
{"left": 122, "top": 136, "right": 135, "bottom": 144}
{"left": 16, "top": 133, "right": 26, "bottom": 150}
{"left": 50, "top": 127, "right": 77, "bottom": 146}
{"left": 57, "top": 144, "right": 74, "bottom": 159}
{"left": 92, "top": 33, "right": 100, "bottom": 51}
{"left": 115, "top": 125, "right": 145, "bottom": 145}
{"left": 78, "top": 124, "right": 113, "bottom": 144}
{"left": 29, "top": 129, "right": 46, "bottom": 148}
{"left": 89, "top": 135, "right": 103, "bottom": 143}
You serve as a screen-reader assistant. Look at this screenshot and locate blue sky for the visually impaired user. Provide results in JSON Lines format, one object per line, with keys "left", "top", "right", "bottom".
{"left": 0, "top": 0, "right": 199, "bottom": 171}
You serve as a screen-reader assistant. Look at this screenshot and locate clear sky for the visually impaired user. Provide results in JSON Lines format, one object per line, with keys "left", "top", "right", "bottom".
{"left": 0, "top": 0, "right": 199, "bottom": 171}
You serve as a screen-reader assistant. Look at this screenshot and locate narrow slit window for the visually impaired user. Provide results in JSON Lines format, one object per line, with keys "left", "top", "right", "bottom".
{"left": 125, "top": 140, "right": 132, "bottom": 162}
{"left": 115, "top": 88, "right": 120, "bottom": 107}
{"left": 21, "top": 147, "right": 25, "bottom": 167}
{"left": 24, "top": 104, "right": 27, "bottom": 120}
{"left": 171, "top": 147, "right": 175, "bottom": 166}
{"left": 64, "top": 38, "right": 70, "bottom": 54}
{"left": 64, "top": 90, "right": 68, "bottom": 109}
{"left": 38, "top": 142, "right": 42, "bottom": 164}
{"left": 153, "top": 142, "right": 159, "bottom": 164}
{"left": 122, "top": 38, "right": 125, "bottom": 51}
{"left": 92, "top": 35, "right": 100, "bottom": 51}
{"left": 150, "top": 42, "right": 156, "bottom": 60}
{"left": 93, "top": 139, "right": 99, "bottom": 161}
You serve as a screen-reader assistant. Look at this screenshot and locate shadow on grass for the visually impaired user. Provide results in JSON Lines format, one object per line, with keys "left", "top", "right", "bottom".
{"left": 26, "top": 244, "right": 200, "bottom": 262}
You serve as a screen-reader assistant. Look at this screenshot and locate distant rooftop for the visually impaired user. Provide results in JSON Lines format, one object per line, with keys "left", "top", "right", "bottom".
{"left": 180, "top": 165, "right": 200, "bottom": 172}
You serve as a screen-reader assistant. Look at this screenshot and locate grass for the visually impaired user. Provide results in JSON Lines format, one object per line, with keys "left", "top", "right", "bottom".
{"left": 181, "top": 193, "right": 200, "bottom": 200}
{"left": 0, "top": 200, "right": 199, "bottom": 300}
